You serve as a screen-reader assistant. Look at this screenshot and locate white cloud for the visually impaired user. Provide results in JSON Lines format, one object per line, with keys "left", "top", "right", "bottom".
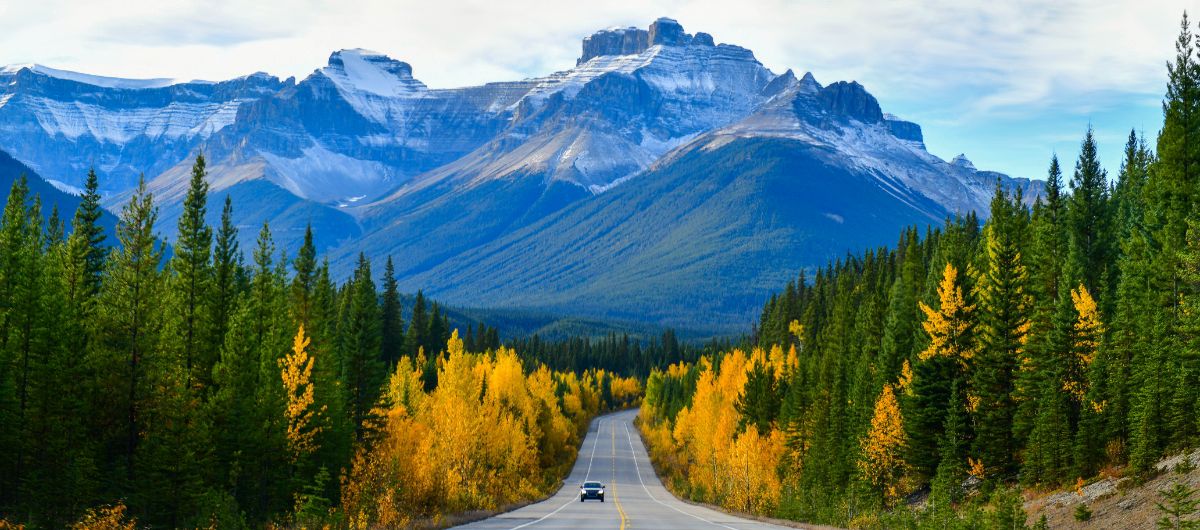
{"left": 0, "top": 0, "right": 1190, "bottom": 99}
{"left": 0, "top": 0, "right": 1195, "bottom": 179}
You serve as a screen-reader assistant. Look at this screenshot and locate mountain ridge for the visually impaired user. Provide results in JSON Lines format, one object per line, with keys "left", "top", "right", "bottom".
{"left": 0, "top": 17, "right": 1042, "bottom": 333}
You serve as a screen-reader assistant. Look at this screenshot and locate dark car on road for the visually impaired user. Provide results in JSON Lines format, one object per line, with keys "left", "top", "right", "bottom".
{"left": 580, "top": 481, "right": 605, "bottom": 502}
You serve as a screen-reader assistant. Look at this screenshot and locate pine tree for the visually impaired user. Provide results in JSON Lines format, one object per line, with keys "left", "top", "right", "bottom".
{"left": 1066, "top": 127, "right": 1113, "bottom": 298}
{"left": 338, "top": 253, "right": 384, "bottom": 442}
{"left": 735, "top": 361, "right": 781, "bottom": 434}
{"left": 171, "top": 155, "right": 214, "bottom": 386}
{"left": 89, "top": 176, "right": 165, "bottom": 487}
{"left": 380, "top": 256, "right": 404, "bottom": 368}
{"left": 1016, "top": 157, "right": 1070, "bottom": 446}
{"left": 0, "top": 178, "right": 45, "bottom": 513}
{"left": 65, "top": 168, "right": 108, "bottom": 304}
{"left": 971, "top": 186, "right": 1031, "bottom": 478}
{"left": 930, "top": 381, "right": 967, "bottom": 506}
{"left": 405, "top": 290, "right": 428, "bottom": 358}
{"left": 210, "top": 195, "right": 241, "bottom": 349}
{"left": 291, "top": 225, "right": 317, "bottom": 328}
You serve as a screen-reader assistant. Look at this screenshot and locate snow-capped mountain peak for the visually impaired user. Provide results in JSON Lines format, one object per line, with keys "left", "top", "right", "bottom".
{"left": 0, "top": 63, "right": 193, "bottom": 89}
{"left": 950, "top": 153, "right": 977, "bottom": 171}
{"left": 320, "top": 49, "right": 427, "bottom": 97}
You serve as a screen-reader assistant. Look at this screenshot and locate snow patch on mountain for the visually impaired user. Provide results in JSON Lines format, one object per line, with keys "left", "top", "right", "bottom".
{"left": 259, "top": 142, "right": 397, "bottom": 204}
{"left": 0, "top": 64, "right": 194, "bottom": 89}
{"left": 318, "top": 49, "right": 428, "bottom": 125}
{"left": 22, "top": 96, "right": 248, "bottom": 143}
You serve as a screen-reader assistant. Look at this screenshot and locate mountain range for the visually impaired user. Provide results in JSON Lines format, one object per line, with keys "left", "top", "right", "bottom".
{"left": 0, "top": 17, "right": 1041, "bottom": 335}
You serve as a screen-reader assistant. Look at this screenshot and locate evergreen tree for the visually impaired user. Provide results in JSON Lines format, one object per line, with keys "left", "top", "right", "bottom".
{"left": 405, "top": 290, "right": 428, "bottom": 358}
{"left": 971, "top": 186, "right": 1030, "bottom": 478}
{"left": 171, "top": 155, "right": 214, "bottom": 385}
{"left": 380, "top": 256, "right": 404, "bottom": 368}
{"left": 89, "top": 176, "right": 165, "bottom": 488}
{"left": 291, "top": 225, "right": 317, "bottom": 328}
{"left": 338, "top": 253, "right": 384, "bottom": 442}
{"left": 210, "top": 196, "right": 241, "bottom": 349}
{"left": 65, "top": 168, "right": 108, "bottom": 304}
{"left": 1066, "top": 127, "right": 1112, "bottom": 297}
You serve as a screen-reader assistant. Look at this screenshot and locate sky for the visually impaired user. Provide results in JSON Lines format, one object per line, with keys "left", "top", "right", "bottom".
{"left": 0, "top": 0, "right": 1195, "bottom": 180}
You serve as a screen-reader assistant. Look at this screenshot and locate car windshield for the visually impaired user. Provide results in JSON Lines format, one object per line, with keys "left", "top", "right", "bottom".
{"left": 584, "top": 482, "right": 602, "bottom": 488}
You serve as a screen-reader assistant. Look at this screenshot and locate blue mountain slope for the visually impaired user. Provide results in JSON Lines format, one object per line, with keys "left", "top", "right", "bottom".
{"left": 0, "top": 149, "right": 117, "bottom": 239}
{"left": 396, "top": 137, "right": 950, "bottom": 332}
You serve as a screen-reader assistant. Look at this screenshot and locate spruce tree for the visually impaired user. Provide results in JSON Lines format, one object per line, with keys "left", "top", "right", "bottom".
{"left": 171, "top": 155, "right": 214, "bottom": 385}
{"left": 66, "top": 168, "right": 107, "bottom": 304}
{"left": 291, "top": 225, "right": 317, "bottom": 328}
{"left": 210, "top": 195, "right": 241, "bottom": 349}
{"left": 972, "top": 185, "right": 1030, "bottom": 478}
{"left": 405, "top": 290, "right": 428, "bottom": 357}
{"left": 1066, "top": 127, "right": 1112, "bottom": 297}
{"left": 380, "top": 256, "right": 404, "bottom": 368}
{"left": 89, "top": 176, "right": 165, "bottom": 487}
{"left": 338, "top": 253, "right": 383, "bottom": 442}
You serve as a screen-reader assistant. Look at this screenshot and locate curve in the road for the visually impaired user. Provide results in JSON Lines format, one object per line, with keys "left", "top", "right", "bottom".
{"left": 454, "top": 409, "right": 800, "bottom": 530}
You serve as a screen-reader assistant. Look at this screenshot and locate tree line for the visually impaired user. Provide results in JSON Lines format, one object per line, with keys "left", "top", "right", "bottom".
{"left": 0, "top": 154, "right": 639, "bottom": 528}
{"left": 639, "top": 12, "right": 1200, "bottom": 529}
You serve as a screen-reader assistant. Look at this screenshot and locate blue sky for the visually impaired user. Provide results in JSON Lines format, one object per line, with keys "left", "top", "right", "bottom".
{"left": 0, "top": 0, "right": 1193, "bottom": 180}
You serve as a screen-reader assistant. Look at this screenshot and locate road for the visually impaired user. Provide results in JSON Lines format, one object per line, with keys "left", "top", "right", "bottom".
{"left": 454, "top": 409, "right": 800, "bottom": 530}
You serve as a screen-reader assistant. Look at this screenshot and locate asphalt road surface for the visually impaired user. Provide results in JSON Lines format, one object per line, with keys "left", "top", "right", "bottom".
{"left": 454, "top": 409, "right": 799, "bottom": 530}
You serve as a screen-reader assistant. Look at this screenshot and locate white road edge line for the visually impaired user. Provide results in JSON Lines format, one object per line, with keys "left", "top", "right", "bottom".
{"left": 622, "top": 419, "right": 740, "bottom": 530}
{"left": 508, "top": 419, "right": 605, "bottom": 530}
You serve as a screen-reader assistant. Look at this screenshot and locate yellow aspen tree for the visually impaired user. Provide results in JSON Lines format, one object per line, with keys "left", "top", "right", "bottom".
{"left": 1065, "top": 284, "right": 1103, "bottom": 401}
{"left": 898, "top": 359, "right": 914, "bottom": 396}
{"left": 858, "top": 384, "right": 908, "bottom": 505}
{"left": 71, "top": 503, "right": 137, "bottom": 530}
{"left": 919, "top": 263, "right": 977, "bottom": 367}
{"left": 280, "top": 325, "right": 324, "bottom": 459}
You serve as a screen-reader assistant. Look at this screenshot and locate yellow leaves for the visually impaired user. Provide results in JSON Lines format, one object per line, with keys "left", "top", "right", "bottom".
{"left": 966, "top": 393, "right": 981, "bottom": 413}
{"left": 71, "top": 503, "right": 136, "bottom": 530}
{"left": 858, "top": 384, "right": 908, "bottom": 505}
{"left": 919, "top": 263, "right": 976, "bottom": 366}
{"left": 968, "top": 457, "right": 986, "bottom": 480}
{"left": 1075, "top": 476, "right": 1085, "bottom": 497}
{"left": 788, "top": 319, "right": 804, "bottom": 341}
{"left": 725, "top": 427, "right": 787, "bottom": 514}
{"left": 1066, "top": 284, "right": 1104, "bottom": 401}
{"left": 1071, "top": 284, "right": 1103, "bottom": 366}
{"left": 341, "top": 329, "right": 621, "bottom": 527}
{"left": 898, "top": 359, "right": 914, "bottom": 397}
{"left": 280, "top": 325, "right": 324, "bottom": 460}
{"left": 659, "top": 349, "right": 785, "bottom": 514}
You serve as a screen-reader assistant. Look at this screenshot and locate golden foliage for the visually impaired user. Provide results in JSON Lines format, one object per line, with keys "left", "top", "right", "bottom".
{"left": 788, "top": 319, "right": 804, "bottom": 341}
{"left": 918, "top": 263, "right": 976, "bottom": 366}
{"left": 858, "top": 384, "right": 908, "bottom": 505}
{"left": 71, "top": 503, "right": 136, "bottom": 530}
{"left": 1064, "top": 284, "right": 1104, "bottom": 400}
{"left": 280, "top": 325, "right": 324, "bottom": 459}
{"left": 649, "top": 350, "right": 786, "bottom": 514}
{"left": 341, "top": 330, "right": 639, "bottom": 527}
{"left": 968, "top": 457, "right": 986, "bottom": 480}
{"left": 897, "top": 359, "right": 914, "bottom": 397}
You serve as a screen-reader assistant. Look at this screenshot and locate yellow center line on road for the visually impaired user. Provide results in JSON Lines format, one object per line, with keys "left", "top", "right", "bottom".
{"left": 612, "top": 424, "right": 628, "bottom": 530}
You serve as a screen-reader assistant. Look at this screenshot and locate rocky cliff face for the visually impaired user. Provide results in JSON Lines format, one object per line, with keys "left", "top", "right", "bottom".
{"left": 0, "top": 65, "right": 288, "bottom": 193}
